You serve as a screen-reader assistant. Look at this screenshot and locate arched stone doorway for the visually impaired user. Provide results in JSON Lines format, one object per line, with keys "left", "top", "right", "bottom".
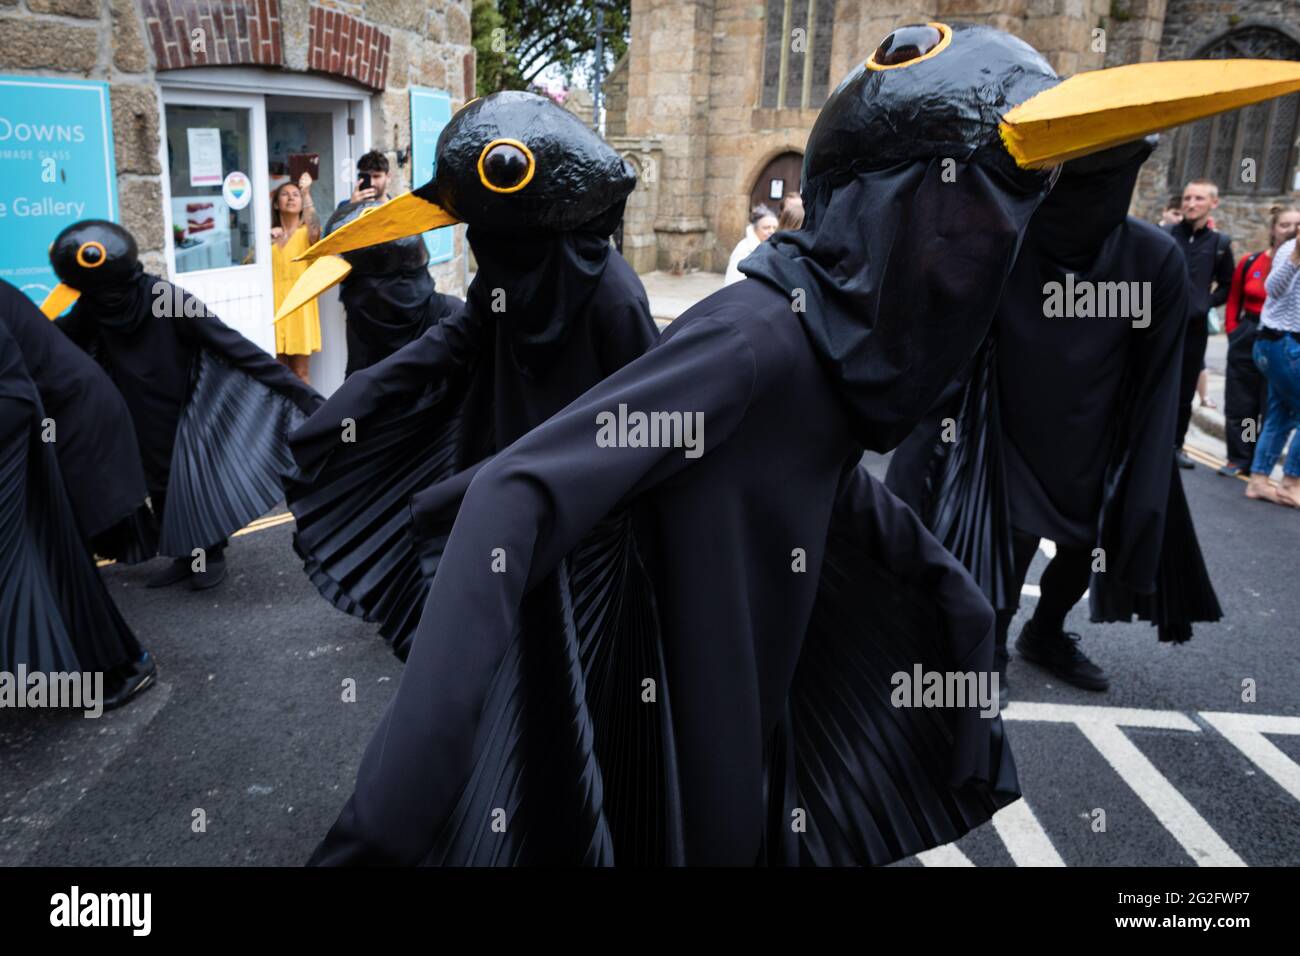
{"left": 749, "top": 151, "right": 802, "bottom": 215}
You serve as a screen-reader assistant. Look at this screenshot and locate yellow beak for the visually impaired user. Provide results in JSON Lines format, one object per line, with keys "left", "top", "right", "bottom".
{"left": 1001, "top": 59, "right": 1300, "bottom": 169}
{"left": 295, "top": 191, "right": 460, "bottom": 263}
{"left": 40, "top": 282, "right": 81, "bottom": 319}
{"left": 275, "top": 255, "right": 354, "bottom": 321}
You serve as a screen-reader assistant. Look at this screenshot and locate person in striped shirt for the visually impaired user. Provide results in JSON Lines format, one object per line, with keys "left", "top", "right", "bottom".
{"left": 1220, "top": 206, "right": 1300, "bottom": 477}
{"left": 1245, "top": 224, "right": 1300, "bottom": 507}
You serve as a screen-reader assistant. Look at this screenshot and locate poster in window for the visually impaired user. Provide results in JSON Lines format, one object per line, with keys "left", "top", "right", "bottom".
{"left": 188, "top": 128, "right": 223, "bottom": 187}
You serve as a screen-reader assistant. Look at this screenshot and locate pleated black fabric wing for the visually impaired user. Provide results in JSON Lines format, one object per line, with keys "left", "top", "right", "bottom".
{"left": 890, "top": 335, "right": 1019, "bottom": 613}
{"left": 766, "top": 465, "right": 1018, "bottom": 865}
{"left": 158, "top": 350, "right": 311, "bottom": 555}
{"left": 0, "top": 330, "right": 140, "bottom": 675}
{"left": 286, "top": 370, "right": 490, "bottom": 656}
{"left": 0, "top": 415, "right": 80, "bottom": 673}
{"left": 423, "top": 510, "right": 684, "bottom": 866}
{"left": 1090, "top": 468, "right": 1223, "bottom": 642}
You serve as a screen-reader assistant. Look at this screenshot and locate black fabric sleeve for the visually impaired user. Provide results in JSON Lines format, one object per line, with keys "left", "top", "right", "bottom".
{"left": 289, "top": 306, "right": 486, "bottom": 477}
{"left": 312, "top": 315, "right": 758, "bottom": 865}
{"left": 176, "top": 292, "right": 323, "bottom": 414}
{"left": 1099, "top": 244, "right": 1188, "bottom": 594}
{"left": 1209, "top": 235, "right": 1235, "bottom": 309}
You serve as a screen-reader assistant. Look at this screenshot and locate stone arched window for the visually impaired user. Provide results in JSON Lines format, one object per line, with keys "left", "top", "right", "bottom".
{"left": 760, "top": 0, "right": 837, "bottom": 110}
{"left": 1168, "top": 27, "right": 1300, "bottom": 196}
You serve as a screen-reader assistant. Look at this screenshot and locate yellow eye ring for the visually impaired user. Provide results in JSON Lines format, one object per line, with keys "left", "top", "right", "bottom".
{"left": 866, "top": 22, "right": 952, "bottom": 71}
{"left": 76, "top": 240, "right": 107, "bottom": 268}
{"left": 477, "top": 138, "right": 536, "bottom": 194}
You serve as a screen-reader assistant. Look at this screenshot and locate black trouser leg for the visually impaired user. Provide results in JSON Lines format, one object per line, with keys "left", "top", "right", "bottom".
{"left": 995, "top": 532, "right": 1043, "bottom": 652}
{"left": 1224, "top": 320, "right": 1265, "bottom": 469}
{"left": 1175, "top": 311, "right": 1209, "bottom": 448}
{"left": 1030, "top": 545, "right": 1093, "bottom": 636}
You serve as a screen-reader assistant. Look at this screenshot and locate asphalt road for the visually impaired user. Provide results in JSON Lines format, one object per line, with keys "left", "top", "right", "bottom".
{"left": 1, "top": 445, "right": 1297, "bottom": 867}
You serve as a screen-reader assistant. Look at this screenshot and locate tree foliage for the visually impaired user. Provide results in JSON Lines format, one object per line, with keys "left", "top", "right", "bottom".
{"left": 472, "top": 0, "right": 632, "bottom": 94}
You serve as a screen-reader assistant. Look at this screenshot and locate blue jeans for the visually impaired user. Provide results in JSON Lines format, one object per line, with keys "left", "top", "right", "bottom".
{"left": 1250, "top": 334, "right": 1300, "bottom": 478}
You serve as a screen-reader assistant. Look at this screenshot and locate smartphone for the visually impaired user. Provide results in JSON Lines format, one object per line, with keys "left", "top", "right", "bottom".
{"left": 357, "top": 172, "right": 372, "bottom": 192}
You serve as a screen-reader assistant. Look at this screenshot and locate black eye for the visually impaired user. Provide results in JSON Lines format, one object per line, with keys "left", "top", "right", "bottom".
{"left": 76, "top": 241, "right": 106, "bottom": 269}
{"left": 478, "top": 140, "right": 534, "bottom": 193}
{"left": 872, "top": 24, "right": 945, "bottom": 67}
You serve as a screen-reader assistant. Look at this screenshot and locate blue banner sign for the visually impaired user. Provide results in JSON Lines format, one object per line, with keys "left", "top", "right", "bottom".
{"left": 0, "top": 76, "right": 118, "bottom": 306}
{"left": 409, "top": 86, "right": 453, "bottom": 265}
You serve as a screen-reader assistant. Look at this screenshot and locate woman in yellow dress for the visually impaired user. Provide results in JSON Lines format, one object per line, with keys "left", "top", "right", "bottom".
{"left": 270, "top": 173, "right": 322, "bottom": 383}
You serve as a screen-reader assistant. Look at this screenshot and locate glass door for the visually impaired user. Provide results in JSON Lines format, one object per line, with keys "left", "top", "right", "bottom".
{"left": 160, "top": 88, "right": 273, "bottom": 353}
{"left": 266, "top": 95, "right": 355, "bottom": 394}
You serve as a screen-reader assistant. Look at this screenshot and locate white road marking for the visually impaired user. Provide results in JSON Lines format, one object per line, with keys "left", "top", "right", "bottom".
{"left": 916, "top": 704, "right": 1298, "bottom": 866}
{"left": 1199, "top": 711, "right": 1300, "bottom": 803}
{"left": 1005, "top": 701, "right": 1245, "bottom": 867}
{"left": 1003, "top": 702, "right": 1200, "bottom": 730}
{"left": 1019, "top": 540, "right": 1089, "bottom": 600}
{"left": 917, "top": 843, "right": 975, "bottom": 867}
{"left": 991, "top": 798, "right": 1066, "bottom": 867}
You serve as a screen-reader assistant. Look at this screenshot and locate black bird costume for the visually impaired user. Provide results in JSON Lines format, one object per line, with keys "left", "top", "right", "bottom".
{"left": 304, "top": 28, "right": 1299, "bottom": 865}
{"left": 0, "top": 280, "right": 154, "bottom": 563}
{"left": 290, "top": 199, "right": 463, "bottom": 377}
{"left": 42, "top": 222, "right": 324, "bottom": 580}
{"left": 0, "top": 279, "right": 153, "bottom": 707}
{"left": 283, "top": 91, "right": 656, "bottom": 658}
{"left": 887, "top": 138, "right": 1223, "bottom": 657}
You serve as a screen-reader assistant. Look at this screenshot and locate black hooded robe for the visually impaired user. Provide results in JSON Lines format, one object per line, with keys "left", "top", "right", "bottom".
{"left": 55, "top": 273, "right": 324, "bottom": 556}
{"left": 309, "top": 157, "right": 1043, "bottom": 866}
{"left": 0, "top": 308, "right": 141, "bottom": 677}
{"left": 325, "top": 199, "right": 465, "bottom": 378}
{"left": 0, "top": 281, "right": 154, "bottom": 563}
{"left": 287, "top": 229, "right": 656, "bottom": 659}
{"left": 886, "top": 147, "right": 1221, "bottom": 642}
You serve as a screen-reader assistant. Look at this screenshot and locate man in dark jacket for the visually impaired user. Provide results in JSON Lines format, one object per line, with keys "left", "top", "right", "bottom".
{"left": 1163, "top": 178, "right": 1235, "bottom": 469}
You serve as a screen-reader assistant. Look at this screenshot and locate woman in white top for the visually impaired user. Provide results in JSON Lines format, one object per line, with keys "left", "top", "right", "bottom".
{"left": 724, "top": 205, "right": 778, "bottom": 285}
{"left": 1246, "top": 233, "right": 1300, "bottom": 507}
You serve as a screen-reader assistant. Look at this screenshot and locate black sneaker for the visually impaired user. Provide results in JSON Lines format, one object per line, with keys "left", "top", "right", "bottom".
{"left": 146, "top": 556, "right": 192, "bottom": 588}
{"left": 190, "top": 549, "right": 227, "bottom": 590}
{"left": 1175, "top": 449, "right": 1195, "bottom": 470}
{"left": 103, "top": 652, "right": 157, "bottom": 711}
{"left": 994, "top": 645, "right": 1010, "bottom": 709}
{"left": 1014, "top": 620, "right": 1109, "bottom": 691}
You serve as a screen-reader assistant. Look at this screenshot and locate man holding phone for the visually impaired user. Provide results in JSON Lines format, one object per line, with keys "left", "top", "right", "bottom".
{"left": 342, "top": 150, "right": 392, "bottom": 207}
{"left": 322, "top": 148, "right": 462, "bottom": 376}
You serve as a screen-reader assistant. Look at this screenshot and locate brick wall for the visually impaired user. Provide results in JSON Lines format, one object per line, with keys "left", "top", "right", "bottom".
{"left": 307, "top": 4, "right": 390, "bottom": 90}
{"left": 142, "top": 0, "right": 284, "bottom": 70}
